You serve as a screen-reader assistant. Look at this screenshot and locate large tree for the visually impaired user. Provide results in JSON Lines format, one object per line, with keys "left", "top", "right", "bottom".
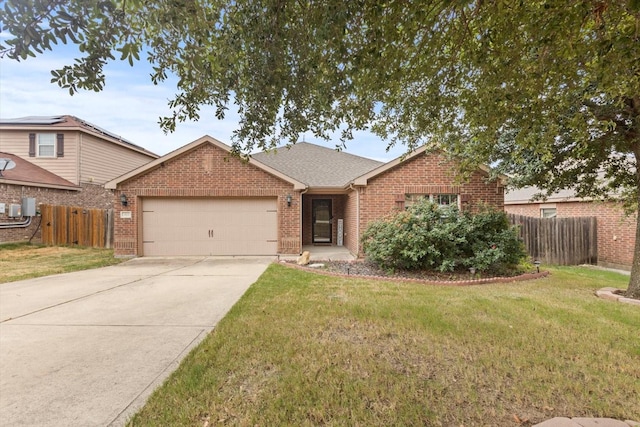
{"left": 2, "top": 0, "right": 639, "bottom": 296}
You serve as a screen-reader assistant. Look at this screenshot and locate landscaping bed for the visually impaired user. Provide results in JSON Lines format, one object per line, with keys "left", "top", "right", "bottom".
{"left": 283, "top": 259, "right": 546, "bottom": 285}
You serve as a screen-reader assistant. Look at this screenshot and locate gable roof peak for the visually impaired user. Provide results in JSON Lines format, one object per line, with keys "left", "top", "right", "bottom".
{"left": 105, "top": 135, "right": 306, "bottom": 190}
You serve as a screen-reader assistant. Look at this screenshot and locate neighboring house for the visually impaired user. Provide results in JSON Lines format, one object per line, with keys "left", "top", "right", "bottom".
{"left": 0, "top": 115, "right": 158, "bottom": 243}
{"left": 505, "top": 187, "right": 636, "bottom": 270}
{"left": 106, "top": 136, "right": 504, "bottom": 257}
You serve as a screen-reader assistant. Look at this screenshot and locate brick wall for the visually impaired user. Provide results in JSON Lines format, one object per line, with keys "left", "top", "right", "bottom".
{"left": 0, "top": 182, "right": 113, "bottom": 244}
{"left": 112, "top": 142, "right": 300, "bottom": 256}
{"left": 344, "top": 191, "right": 358, "bottom": 254}
{"left": 357, "top": 152, "right": 504, "bottom": 255}
{"left": 505, "top": 201, "right": 637, "bottom": 269}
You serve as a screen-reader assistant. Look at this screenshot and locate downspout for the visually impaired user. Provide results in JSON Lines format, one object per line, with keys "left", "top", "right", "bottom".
{"left": 77, "top": 132, "right": 82, "bottom": 185}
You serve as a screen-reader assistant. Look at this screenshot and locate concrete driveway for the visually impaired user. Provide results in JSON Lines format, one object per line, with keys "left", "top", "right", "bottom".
{"left": 0, "top": 256, "right": 272, "bottom": 427}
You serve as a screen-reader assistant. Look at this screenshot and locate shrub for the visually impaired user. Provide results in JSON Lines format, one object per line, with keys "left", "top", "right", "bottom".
{"left": 361, "top": 199, "right": 527, "bottom": 274}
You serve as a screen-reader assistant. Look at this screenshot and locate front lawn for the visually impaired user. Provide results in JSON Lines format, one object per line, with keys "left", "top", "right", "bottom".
{"left": 0, "top": 242, "right": 122, "bottom": 283}
{"left": 129, "top": 265, "right": 639, "bottom": 426}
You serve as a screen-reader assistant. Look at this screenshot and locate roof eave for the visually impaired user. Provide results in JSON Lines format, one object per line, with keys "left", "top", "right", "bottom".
{"left": 352, "top": 145, "right": 507, "bottom": 186}
{"left": 478, "top": 164, "right": 508, "bottom": 186}
{"left": 352, "top": 146, "right": 430, "bottom": 186}
{"left": 505, "top": 196, "right": 591, "bottom": 205}
{"left": 305, "top": 186, "right": 351, "bottom": 194}
{"left": 0, "top": 178, "right": 80, "bottom": 191}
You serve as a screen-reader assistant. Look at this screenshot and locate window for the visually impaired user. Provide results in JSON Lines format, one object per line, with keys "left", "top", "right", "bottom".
{"left": 404, "top": 194, "right": 427, "bottom": 209}
{"left": 37, "top": 134, "right": 55, "bottom": 157}
{"left": 29, "top": 133, "right": 63, "bottom": 158}
{"left": 405, "top": 194, "right": 459, "bottom": 209}
{"left": 541, "top": 208, "right": 557, "bottom": 218}
{"left": 433, "top": 194, "right": 458, "bottom": 207}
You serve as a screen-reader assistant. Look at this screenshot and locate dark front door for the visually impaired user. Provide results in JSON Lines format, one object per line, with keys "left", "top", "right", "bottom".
{"left": 312, "top": 199, "right": 332, "bottom": 243}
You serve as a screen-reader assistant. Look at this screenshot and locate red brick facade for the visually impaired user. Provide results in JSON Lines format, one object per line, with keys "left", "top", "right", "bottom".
{"left": 343, "top": 191, "right": 359, "bottom": 254}
{"left": 506, "top": 201, "right": 637, "bottom": 269}
{"left": 0, "top": 182, "right": 113, "bottom": 244}
{"left": 356, "top": 152, "right": 504, "bottom": 255}
{"left": 111, "top": 143, "right": 504, "bottom": 258}
{"left": 112, "top": 143, "right": 300, "bottom": 256}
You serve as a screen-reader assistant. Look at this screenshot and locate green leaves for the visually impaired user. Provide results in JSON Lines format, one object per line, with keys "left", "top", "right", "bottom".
{"left": 1, "top": 0, "right": 638, "bottom": 202}
{"left": 361, "top": 200, "right": 527, "bottom": 273}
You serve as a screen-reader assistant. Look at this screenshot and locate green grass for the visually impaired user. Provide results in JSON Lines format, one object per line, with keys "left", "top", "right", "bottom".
{"left": 129, "top": 264, "right": 639, "bottom": 426}
{"left": 0, "top": 242, "right": 122, "bottom": 283}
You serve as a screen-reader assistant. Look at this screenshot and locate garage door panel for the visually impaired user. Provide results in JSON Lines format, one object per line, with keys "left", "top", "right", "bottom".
{"left": 142, "top": 198, "right": 278, "bottom": 256}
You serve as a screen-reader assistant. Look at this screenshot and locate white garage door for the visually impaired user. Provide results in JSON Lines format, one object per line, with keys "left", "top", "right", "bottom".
{"left": 142, "top": 198, "right": 278, "bottom": 256}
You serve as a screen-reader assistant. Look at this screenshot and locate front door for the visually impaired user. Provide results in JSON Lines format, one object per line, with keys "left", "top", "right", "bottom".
{"left": 312, "top": 199, "right": 332, "bottom": 243}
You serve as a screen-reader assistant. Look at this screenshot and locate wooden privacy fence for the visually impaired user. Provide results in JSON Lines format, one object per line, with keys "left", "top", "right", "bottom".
{"left": 508, "top": 214, "right": 597, "bottom": 265}
{"left": 40, "top": 205, "right": 114, "bottom": 248}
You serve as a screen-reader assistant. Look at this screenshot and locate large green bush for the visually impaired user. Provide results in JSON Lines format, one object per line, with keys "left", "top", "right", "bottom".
{"left": 361, "top": 200, "right": 527, "bottom": 273}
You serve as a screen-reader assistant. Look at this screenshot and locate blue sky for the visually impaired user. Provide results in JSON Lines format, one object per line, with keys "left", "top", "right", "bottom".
{"left": 0, "top": 39, "right": 407, "bottom": 161}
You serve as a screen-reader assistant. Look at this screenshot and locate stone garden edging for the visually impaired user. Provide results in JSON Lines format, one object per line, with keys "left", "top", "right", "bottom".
{"left": 596, "top": 287, "right": 640, "bottom": 306}
{"left": 279, "top": 260, "right": 550, "bottom": 286}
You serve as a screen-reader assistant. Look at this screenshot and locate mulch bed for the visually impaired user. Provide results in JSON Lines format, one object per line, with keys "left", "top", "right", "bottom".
{"left": 280, "top": 259, "right": 549, "bottom": 286}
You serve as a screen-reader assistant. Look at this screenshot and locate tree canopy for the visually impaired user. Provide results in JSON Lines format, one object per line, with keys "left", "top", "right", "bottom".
{"left": 2, "top": 0, "right": 640, "bottom": 296}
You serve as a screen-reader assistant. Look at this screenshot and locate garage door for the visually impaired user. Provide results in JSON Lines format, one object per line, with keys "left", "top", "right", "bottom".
{"left": 142, "top": 198, "right": 278, "bottom": 256}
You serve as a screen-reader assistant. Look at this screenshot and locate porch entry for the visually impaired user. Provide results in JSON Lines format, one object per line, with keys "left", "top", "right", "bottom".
{"left": 312, "top": 199, "right": 332, "bottom": 243}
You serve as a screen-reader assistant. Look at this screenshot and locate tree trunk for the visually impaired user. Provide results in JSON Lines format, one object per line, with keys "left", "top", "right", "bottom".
{"left": 628, "top": 202, "right": 640, "bottom": 298}
{"left": 628, "top": 141, "right": 640, "bottom": 299}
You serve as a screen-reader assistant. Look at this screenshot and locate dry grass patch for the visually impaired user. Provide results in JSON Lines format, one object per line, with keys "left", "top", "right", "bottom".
{"left": 0, "top": 242, "right": 122, "bottom": 283}
{"left": 129, "top": 265, "right": 639, "bottom": 426}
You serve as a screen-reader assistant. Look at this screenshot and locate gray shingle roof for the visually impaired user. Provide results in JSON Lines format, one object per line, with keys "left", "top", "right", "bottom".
{"left": 253, "top": 142, "right": 383, "bottom": 188}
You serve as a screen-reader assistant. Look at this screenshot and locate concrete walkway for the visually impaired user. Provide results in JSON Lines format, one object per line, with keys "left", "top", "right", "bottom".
{"left": 279, "top": 245, "right": 356, "bottom": 262}
{"left": 0, "top": 256, "right": 272, "bottom": 427}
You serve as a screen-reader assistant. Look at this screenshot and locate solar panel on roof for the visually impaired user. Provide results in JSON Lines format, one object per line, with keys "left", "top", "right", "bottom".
{"left": 0, "top": 115, "right": 149, "bottom": 152}
{"left": 73, "top": 117, "right": 136, "bottom": 146}
{"left": 0, "top": 116, "right": 65, "bottom": 125}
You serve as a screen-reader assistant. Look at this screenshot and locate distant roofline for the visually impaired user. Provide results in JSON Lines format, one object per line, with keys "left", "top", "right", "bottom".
{"left": 0, "top": 115, "right": 158, "bottom": 158}
{"left": 0, "top": 151, "right": 80, "bottom": 190}
{"left": 0, "top": 177, "right": 80, "bottom": 191}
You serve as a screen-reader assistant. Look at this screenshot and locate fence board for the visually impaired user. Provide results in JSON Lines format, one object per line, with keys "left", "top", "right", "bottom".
{"left": 508, "top": 214, "right": 597, "bottom": 265}
{"left": 40, "top": 205, "right": 113, "bottom": 248}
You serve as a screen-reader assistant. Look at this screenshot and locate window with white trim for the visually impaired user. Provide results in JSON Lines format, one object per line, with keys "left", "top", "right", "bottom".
{"left": 405, "top": 194, "right": 460, "bottom": 209}
{"left": 37, "top": 134, "right": 56, "bottom": 157}
{"left": 433, "top": 194, "right": 458, "bottom": 207}
{"left": 541, "top": 208, "right": 557, "bottom": 218}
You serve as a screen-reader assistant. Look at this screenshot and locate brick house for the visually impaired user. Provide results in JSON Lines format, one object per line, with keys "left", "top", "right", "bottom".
{"left": 0, "top": 115, "right": 157, "bottom": 243}
{"left": 505, "top": 187, "right": 637, "bottom": 270}
{"left": 106, "top": 136, "right": 504, "bottom": 257}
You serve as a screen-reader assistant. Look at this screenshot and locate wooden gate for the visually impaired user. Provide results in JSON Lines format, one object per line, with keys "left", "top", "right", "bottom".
{"left": 40, "top": 205, "right": 113, "bottom": 248}
{"left": 508, "top": 214, "right": 597, "bottom": 265}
